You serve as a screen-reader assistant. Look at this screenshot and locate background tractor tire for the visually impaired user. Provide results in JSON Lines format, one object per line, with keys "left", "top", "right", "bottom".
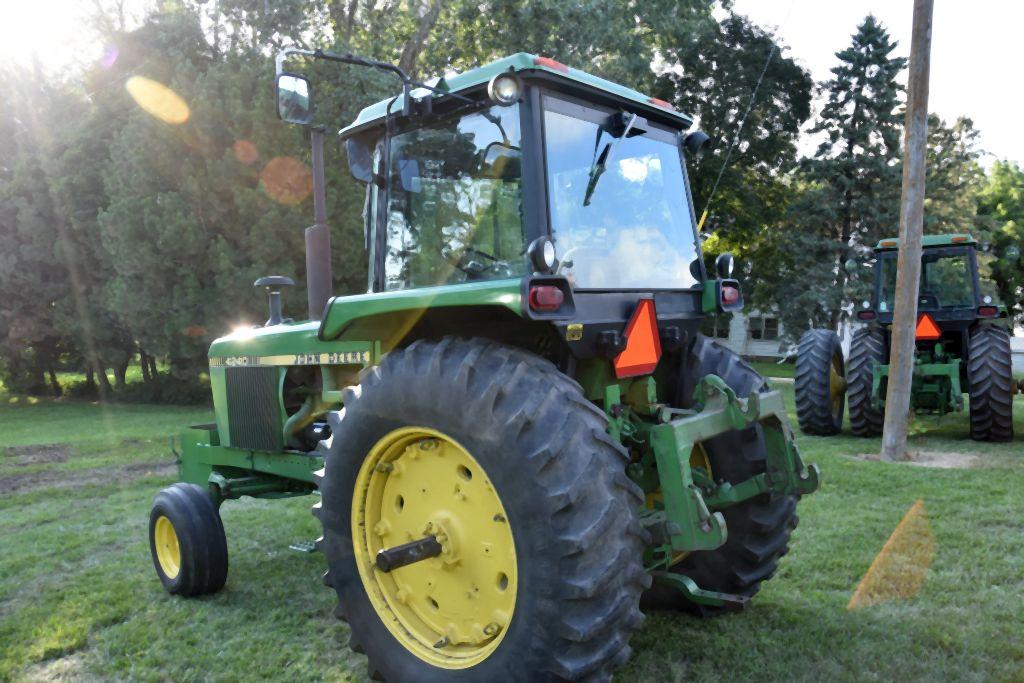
{"left": 315, "top": 337, "right": 649, "bottom": 682}
{"left": 847, "top": 327, "right": 886, "bottom": 437}
{"left": 642, "top": 334, "right": 799, "bottom": 616}
{"left": 968, "top": 325, "right": 1014, "bottom": 441}
{"left": 149, "top": 483, "right": 228, "bottom": 596}
{"left": 794, "top": 329, "right": 845, "bottom": 435}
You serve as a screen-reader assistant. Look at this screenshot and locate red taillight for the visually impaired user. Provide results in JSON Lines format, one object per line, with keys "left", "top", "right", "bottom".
{"left": 978, "top": 305, "right": 998, "bottom": 317}
{"left": 721, "top": 285, "right": 740, "bottom": 306}
{"left": 529, "top": 285, "right": 565, "bottom": 311}
{"left": 857, "top": 310, "right": 877, "bottom": 321}
{"left": 534, "top": 56, "right": 569, "bottom": 73}
{"left": 647, "top": 97, "right": 674, "bottom": 110}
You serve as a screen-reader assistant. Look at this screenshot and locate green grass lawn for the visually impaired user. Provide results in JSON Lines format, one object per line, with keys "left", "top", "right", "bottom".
{"left": 748, "top": 359, "right": 795, "bottom": 379}
{"left": 1, "top": 388, "right": 1022, "bottom": 682}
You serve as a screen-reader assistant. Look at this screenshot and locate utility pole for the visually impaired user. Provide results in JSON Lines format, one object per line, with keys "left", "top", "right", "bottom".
{"left": 880, "top": 0, "right": 934, "bottom": 461}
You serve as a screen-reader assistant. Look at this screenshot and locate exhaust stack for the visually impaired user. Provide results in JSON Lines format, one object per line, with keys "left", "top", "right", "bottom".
{"left": 305, "top": 126, "right": 333, "bottom": 320}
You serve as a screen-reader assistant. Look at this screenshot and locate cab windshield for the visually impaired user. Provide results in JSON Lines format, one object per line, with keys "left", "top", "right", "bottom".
{"left": 878, "top": 249, "right": 976, "bottom": 312}
{"left": 543, "top": 98, "right": 701, "bottom": 290}
{"left": 382, "top": 104, "right": 526, "bottom": 290}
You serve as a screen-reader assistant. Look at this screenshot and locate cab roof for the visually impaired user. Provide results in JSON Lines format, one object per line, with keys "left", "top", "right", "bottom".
{"left": 874, "top": 233, "right": 976, "bottom": 251}
{"left": 339, "top": 52, "right": 693, "bottom": 138}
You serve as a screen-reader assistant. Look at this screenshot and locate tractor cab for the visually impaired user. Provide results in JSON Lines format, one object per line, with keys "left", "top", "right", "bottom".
{"left": 859, "top": 234, "right": 1005, "bottom": 362}
{"left": 275, "top": 53, "right": 739, "bottom": 364}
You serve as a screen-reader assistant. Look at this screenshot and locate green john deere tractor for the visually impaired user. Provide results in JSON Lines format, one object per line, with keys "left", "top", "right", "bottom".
{"left": 148, "top": 50, "right": 820, "bottom": 681}
{"left": 795, "top": 233, "right": 1014, "bottom": 441}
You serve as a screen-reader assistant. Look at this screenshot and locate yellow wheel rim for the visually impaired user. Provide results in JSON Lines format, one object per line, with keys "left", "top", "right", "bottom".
{"left": 154, "top": 515, "right": 181, "bottom": 579}
{"left": 352, "top": 427, "right": 517, "bottom": 669}
{"left": 829, "top": 354, "right": 847, "bottom": 417}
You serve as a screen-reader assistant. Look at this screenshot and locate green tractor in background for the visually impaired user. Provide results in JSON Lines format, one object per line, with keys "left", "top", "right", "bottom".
{"left": 795, "top": 234, "right": 1015, "bottom": 441}
{"left": 148, "top": 50, "right": 819, "bottom": 681}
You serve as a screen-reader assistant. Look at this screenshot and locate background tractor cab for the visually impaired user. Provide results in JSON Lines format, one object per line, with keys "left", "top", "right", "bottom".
{"left": 795, "top": 233, "right": 1014, "bottom": 441}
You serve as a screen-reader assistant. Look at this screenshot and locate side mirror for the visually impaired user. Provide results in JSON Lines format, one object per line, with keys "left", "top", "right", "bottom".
{"left": 715, "top": 253, "right": 735, "bottom": 278}
{"left": 683, "top": 130, "right": 710, "bottom": 155}
{"left": 276, "top": 74, "right": 313, "bottom": 125}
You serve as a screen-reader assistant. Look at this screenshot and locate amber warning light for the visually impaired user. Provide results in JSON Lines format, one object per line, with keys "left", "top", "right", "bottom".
{"left": 613, "top": 299, "right": 662, "bottom": 378}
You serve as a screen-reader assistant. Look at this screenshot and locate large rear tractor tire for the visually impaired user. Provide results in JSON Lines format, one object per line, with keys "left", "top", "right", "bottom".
{"left": 968, "top": 325, "right": 1014, "bottom": 442}
{"left": 149, "top": 483, "right": 228, "bottom": 596}
{"left": 315, "top": 338, "right": 649, "bottom": 681}
{"left": 641, "top": 334, "right": 800, "bottom": 616}
{"left": 794, "top": 329, "right": 846, "bottom": 435}
{"left": 847, "top": 327, "right": 886, "bottom": 437}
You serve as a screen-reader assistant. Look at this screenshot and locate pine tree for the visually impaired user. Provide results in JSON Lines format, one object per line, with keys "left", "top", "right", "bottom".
{"left": 759, "top": 15, "right": 907, "bottom": 335}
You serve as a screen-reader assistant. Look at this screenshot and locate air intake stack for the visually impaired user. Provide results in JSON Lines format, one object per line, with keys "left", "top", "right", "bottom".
{"left": 305, "top": 125, "right": 333, "bottom": 320}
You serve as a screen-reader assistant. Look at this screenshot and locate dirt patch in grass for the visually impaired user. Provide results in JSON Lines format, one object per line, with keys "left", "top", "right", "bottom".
{"left": 0, "top": 459, "right": 176, "bottom": 494}
{"left": 854, "top": 450, "right": 979, "bottom": 469}
{"left": 3, "top": 444, "right": 72, "bottom": 466}
{"left": 22, "top": 652, "right": 87, "bottom": 681}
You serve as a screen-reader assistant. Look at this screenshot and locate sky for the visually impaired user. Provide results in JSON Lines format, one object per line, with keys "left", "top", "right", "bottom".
{"left": 727, "top": 0, "right": 1024, "bottom": 166}
{"left": 1, "top": 0, "right": 1022, "bottom": 165}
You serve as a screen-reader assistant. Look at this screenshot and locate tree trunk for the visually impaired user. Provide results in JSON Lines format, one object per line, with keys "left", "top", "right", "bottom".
{"left": 147, "top": 354, "right": 159, "bottom": 379}
{"left": 140, "top": 351, "right": 151, "bottom": 382}
{"left": 96, "top": 364, "right": 113, "bottom": 399}
{"left": 114, "top": 362, "right": 128, "bottom": 390}
{"left": 47, "top": 367, "right": 61, "bottom": 396}
{"left": 398, "top": 0, "right": 442, "bottom": 76}
{"left": 86, "top": 367, "right": 95, "bottom": 388}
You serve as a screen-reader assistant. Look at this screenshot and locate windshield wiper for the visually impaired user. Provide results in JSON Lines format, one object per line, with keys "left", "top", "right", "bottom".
{"left": 582, "top": 113, "right": 640, "bottom": 207}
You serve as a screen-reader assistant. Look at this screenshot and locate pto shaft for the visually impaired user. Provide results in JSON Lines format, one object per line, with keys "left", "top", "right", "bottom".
{"left": 376, "top": 536, "right": 442, "bottom": 572}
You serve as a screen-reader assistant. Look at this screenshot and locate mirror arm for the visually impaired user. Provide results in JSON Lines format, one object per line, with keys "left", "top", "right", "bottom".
{"left": 276, "top": 47, "right": 473, "bottom": 106}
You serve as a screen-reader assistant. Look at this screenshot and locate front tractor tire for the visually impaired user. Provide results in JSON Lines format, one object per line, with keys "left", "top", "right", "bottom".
{"left": 315, "top": 338, "right": 649, "bottom": 682}
{"left": 149, "top": 483, "right": 229, "bottom": 596}
{"left": 794, "top": 329, "right": 846, "bottom": 435}
{"left": 642, "top": 335, "right": 800, "bottom": 616}
{"left": 847, "top": 327, "right": 886, "bottom": 437}
{"left": 968, "top": 325, "right": 1014, "bottom": 441}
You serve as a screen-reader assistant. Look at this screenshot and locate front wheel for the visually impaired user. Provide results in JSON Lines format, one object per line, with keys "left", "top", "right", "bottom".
{"left": 315, "top": 338, "right": 649, "bottom": 681}
{"left": 149, "top": 483, "right": 228, "bottom": 596}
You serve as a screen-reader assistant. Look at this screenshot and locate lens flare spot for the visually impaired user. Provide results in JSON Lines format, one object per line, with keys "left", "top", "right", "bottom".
{"left": 125, "top": 76, "right": 190, "bottom": 124}
{"left": 847, "top": 499, "right": 935, "bottom": 610}
{"left": 100, "top": 45, "right": 119, "bottom": 70}
{"left": 233, "top": 139, "right": 259, "bottom": 165}
{"left": 261, "top": 156, "right": 313, "bottom": 205}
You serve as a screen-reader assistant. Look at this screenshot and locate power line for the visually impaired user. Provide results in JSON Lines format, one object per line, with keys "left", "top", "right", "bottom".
{"left": 699, "top": 0, "right": 798, "bottom": 231}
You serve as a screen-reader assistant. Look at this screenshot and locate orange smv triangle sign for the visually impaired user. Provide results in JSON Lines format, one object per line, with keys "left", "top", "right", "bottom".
{"left": 614, "top": 299, "right": 662, "bottom": 378}
{"left": 915, "top": 313, "right": 942, "bottom": 341}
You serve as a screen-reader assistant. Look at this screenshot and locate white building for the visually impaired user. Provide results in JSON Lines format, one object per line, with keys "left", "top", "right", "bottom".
{"left": 705, "top": 310, "right": 789, "bottom": 361}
